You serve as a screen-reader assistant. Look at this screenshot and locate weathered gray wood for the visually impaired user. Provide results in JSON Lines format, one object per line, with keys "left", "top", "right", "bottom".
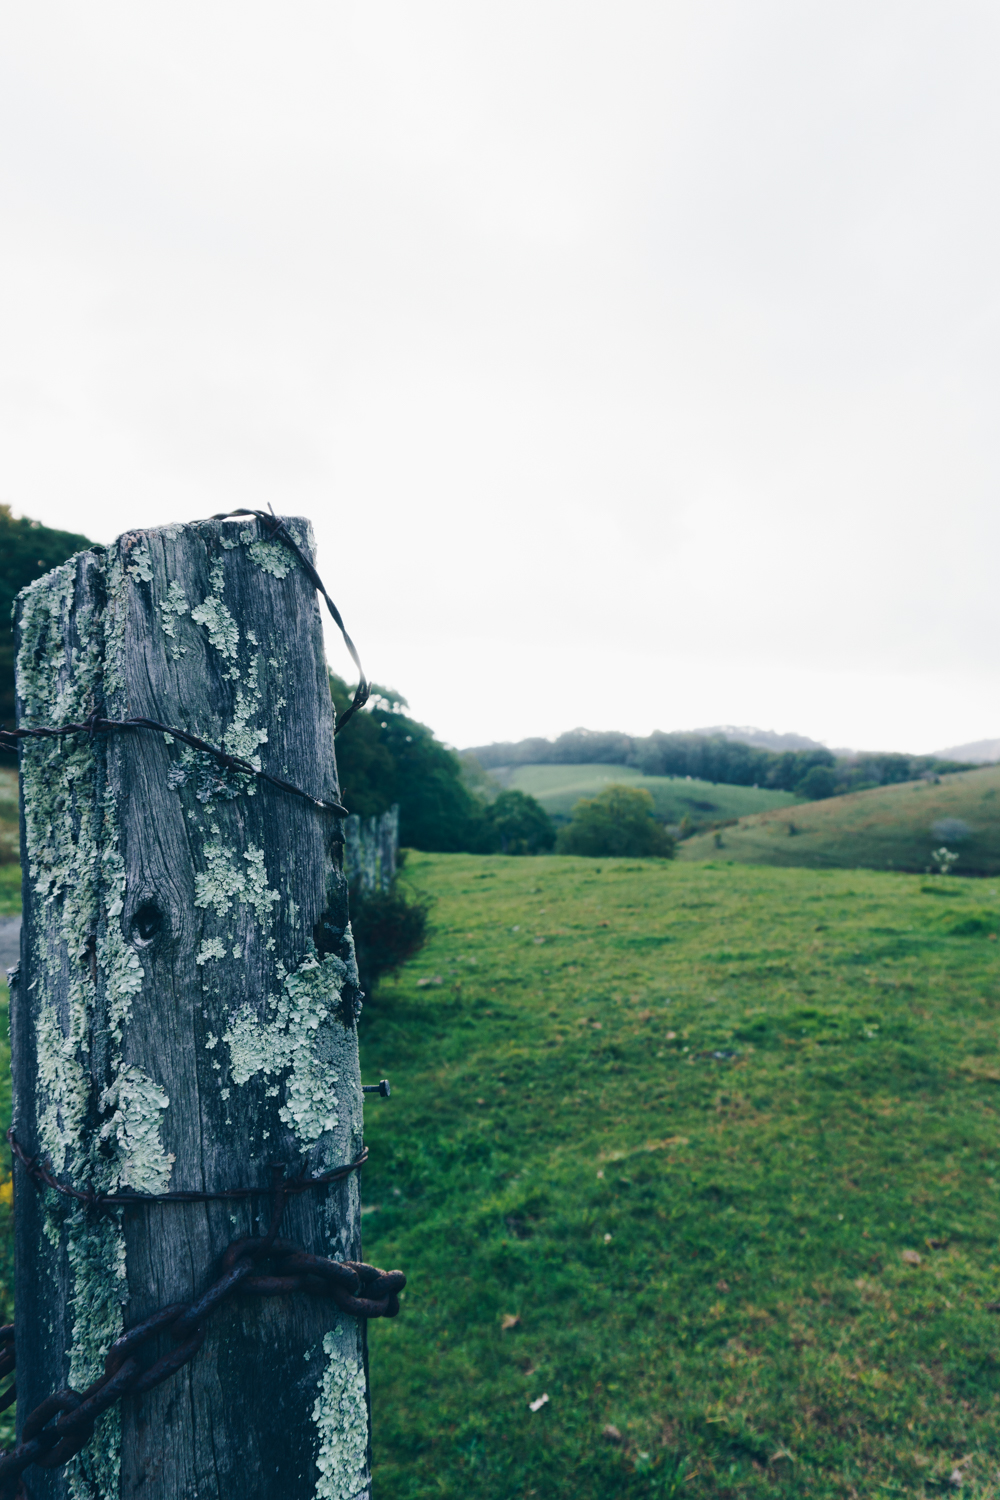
{"left": 343, "top": 808, "right": 398, "bottom": 895}
{"left": 12, "top": 518, "right": 371, "bottom": 1500}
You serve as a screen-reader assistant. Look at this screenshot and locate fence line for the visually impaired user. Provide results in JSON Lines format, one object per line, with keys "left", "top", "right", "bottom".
{"left": 343, "top": 806, "right": 399, "bottom": 894}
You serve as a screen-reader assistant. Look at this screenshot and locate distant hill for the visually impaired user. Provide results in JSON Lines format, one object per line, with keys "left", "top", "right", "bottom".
{"left": 465, "top": 727, "right": 966, "bottom": 798}
{"left": 934, "top": 738, "right": 1000, "bottom": 764}
{"left": 679, "top": 764, "right": 1000, "bottom": 876}
{"left": 493, "top": 762, "right": 797, "bottom": 833}
{"left": 689, "top": 725, "right": 826, "bottom": 752}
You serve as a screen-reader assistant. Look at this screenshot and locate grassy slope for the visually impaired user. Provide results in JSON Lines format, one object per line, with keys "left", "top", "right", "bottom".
{"left": 494, "top": 763, "right": 798, "bottom": 830}
{"left": 679, "top": 766, "right": 1000, "bottom": 877}
{"left": 361, "top": 852, "right": 1000, "bottom": 1499}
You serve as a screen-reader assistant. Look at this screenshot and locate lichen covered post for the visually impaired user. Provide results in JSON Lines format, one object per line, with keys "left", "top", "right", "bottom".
{"left": 11, "top": 518, "right": 372, "bottom": 1499}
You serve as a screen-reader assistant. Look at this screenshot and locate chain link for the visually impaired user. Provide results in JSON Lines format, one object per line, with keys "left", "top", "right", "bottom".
{"left": 0, "top": 1164, "right": 403, "bottom": 1496}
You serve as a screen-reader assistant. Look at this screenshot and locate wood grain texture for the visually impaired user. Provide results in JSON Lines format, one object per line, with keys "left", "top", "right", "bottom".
{"left": 13, "top": 517, "right": 370, "bottom": 1500}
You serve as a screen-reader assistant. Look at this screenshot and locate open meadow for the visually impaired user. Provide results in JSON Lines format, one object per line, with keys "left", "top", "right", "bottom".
{"left": 360, "top": 852, "right": 1000, "bottom": 1499}
{"left": 490, "top": 764, "right": 798, "bottom": 832}
{"left": 3, "top": 843, "right": 1000, "bottom": 1495}
{"left": 680, "top": 767, "right": 1000, "bottom": 877}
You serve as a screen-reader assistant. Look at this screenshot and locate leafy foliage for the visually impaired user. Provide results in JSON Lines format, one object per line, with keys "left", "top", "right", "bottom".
{"left": 330, "top": 676, "right": 484, "bottom": 851}
{"left": 0, "top": 506, "right": 93, "bottom": 735}
{"left": 794, "top": 764, "right": 837, "bottom": 800}
{"left": 468, "top": 727, "right": 968, "bottom": 796}
{"left": 349, "top": 882, "right": 430, "bottom": 1000}
{"left": 479, "top": 790, "right": 555, "bottom": 855}
{"left": 330, "top": 677, "right": 552, "bottom": 855}
{"left": 555, "top": 785, "right": 675, "bottom": 859}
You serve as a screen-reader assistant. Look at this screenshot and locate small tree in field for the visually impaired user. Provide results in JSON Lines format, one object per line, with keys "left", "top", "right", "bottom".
{"left": 556, "top": 785, "right": 676, "bottom": 859}
{"left": 482, "top": 789, "right": 556, "bottom": 854}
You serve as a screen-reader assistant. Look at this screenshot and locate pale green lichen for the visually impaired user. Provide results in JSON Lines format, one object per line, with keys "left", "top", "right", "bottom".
{"left": 196, "top": 937, "right": 228, "bottom": 965}
{"left": 249, "top": 539, "right": 295, "bottom": 578}
{"left": 194, "top": 841, "right": 278, "bottom": 928}
{"left": 160, "top": 578, "right": 190, "bottom": 658}
{"left": 127, "top": 546, "right": 153, "bottom": 583}
{"left": 191, "top": 560, "right": 239, "bottom": 659}
{"left": 312, "top": 1334, "right": 370, "bottom": 1500}
{"left": 98, "top": 1067, "right": 176, "bottom": 1192}
{"left": 223, "top": 651, "right": 267, "bottom": 764}
{"left": 195, "top": 841, "right": 249, "bottom": 919}
{"left": 223, "top": 950, "right": 359, "bottom": 1149}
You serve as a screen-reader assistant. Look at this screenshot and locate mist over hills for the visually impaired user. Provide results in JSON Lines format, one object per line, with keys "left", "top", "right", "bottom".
{"left": 933, "top": 738, "right": 1000, "bottom": 764}
{"left": 688, "top": 725, "right": 826, "bottom": 753}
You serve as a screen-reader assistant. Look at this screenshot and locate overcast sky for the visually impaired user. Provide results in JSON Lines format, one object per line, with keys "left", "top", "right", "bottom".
{"left": 1, "top": 3, "right": 996, "bottom": 753}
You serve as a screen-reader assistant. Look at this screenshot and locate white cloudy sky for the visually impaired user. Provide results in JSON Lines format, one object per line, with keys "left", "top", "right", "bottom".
{"left": 0, "top": 2, "right": 997, "bottom": 753}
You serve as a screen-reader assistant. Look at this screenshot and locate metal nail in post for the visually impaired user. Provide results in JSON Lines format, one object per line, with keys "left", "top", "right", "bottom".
{"left": 362, "top": 1080, "right": 391, "bottom": 1098}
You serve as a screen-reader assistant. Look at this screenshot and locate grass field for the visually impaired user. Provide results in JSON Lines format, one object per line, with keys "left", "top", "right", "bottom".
{"left": 5, "top": 844, "right": 1000, "bottom": 1494}
{"left": 680, "top": 766, "right": 1000, "bottom": 877}
{"left": 359, "top": 851, "right": 1000, "bottom": 1498}
{"left": 490, "top": 764, "right": 798, "bottom": 832}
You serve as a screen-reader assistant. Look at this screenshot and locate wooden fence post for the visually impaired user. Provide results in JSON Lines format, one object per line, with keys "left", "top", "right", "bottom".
{"left": 11, "top": 517, "right": 372, "bottom": 1499}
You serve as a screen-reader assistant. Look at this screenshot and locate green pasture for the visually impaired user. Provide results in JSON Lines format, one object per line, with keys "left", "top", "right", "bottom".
{"left": 5, "top": 840, "right": 1000, "bottom": 1494}
{"left": 360, "top": 851, "right": 1000, "bottom": 1498}
{"left": 490, "top": 763, "right": 798, "bottom": 831}
{"left": 681, "top": 765, "right": 1000, "bottom": 877}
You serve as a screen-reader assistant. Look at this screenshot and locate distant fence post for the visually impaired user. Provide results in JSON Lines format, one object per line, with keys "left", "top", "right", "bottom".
{"left": 11, "top": 518, "right": 375, "bottom": 1499}
{"left": 344, "top": 807, "right": 399, "bottom": 894}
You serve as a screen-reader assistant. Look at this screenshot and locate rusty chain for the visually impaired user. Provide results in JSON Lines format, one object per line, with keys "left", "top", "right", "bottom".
{"left": 0, "top": 1153, "right": 403, "bottom": 1496}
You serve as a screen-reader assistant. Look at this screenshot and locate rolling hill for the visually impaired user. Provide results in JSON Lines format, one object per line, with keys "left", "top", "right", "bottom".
{"left": 679, "top": 764, "right": 1000, "bottom": 875}
{"left": 488, "top": 762, "right": 798, "bottom": 832}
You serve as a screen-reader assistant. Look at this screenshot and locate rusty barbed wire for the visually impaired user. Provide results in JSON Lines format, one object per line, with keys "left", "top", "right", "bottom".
{"left": 0, "top": 1157, "right": 403, "bottom": 1496}
{"left": 0, "top": 715, "right": 349, "bottom": 816}
{"left": 0, "top": 507, "right": 370, "bottom": 812}
{"left": 210, "top": 506, "right": 370, "bottom": 731}
{"left": 7, "top": 1127, "right": 368, "bottom": 1211}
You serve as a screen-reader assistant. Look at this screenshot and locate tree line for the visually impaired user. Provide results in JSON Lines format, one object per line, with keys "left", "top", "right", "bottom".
{"left": 465, "top": 727, "right": 969, "bottom": 799}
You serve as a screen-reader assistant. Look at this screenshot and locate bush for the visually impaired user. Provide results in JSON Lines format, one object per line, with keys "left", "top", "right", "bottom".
{"left": 555, "top": 785, "right": 675, "bottom": 859}
{"left": 795, "top": 765, "right": 838, "bottom": 801}
{"left": 350, "top": 882, "right": 430, "bottom": 1000}
{"left": 480, "top": 790, "right": 555, "bottom": 855}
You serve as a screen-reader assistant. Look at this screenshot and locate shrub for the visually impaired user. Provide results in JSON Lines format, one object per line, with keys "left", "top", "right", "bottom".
{"left": 796, "top": 765, "right": 837, "bottom": 801}
{"left": 480, "top": 790, "right": 555, "bottom": 855}
{"left": 555, "top": 785, "right": 675, "bottom": 859}
{"left": 350, "top": 883, "right": 430, "bottom": 999}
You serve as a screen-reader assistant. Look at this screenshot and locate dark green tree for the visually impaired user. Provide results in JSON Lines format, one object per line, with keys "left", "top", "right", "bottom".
{"left": 555, "top": 785, "right": 676, "bottom": 859}
{"left": 480, "top": 789, "right": 555, "bottom": 855}
{"left": 329, "top": 676, "right": 486, "bottom": 851}
{"left": 795, "top": 764, "right": 838, "bottom": 801}
{"left": 0, "top": 506, "right": 93, "bottom": 735}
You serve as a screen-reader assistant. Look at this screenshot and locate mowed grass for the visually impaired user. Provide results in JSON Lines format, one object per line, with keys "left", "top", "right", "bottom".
{"left": 360, "top": 852, "right": 1000, "bottom": 1499}
{"left": 680, "top": 766, "right": 1000, "bottom": 877}
{"left": 492, "top": 763, "right": 798, "bottom": 831}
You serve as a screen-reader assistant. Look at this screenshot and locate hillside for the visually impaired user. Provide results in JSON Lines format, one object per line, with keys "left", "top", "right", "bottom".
{"left": 935, "top": 737, "right": 1000, "bottom": 764}
{"left": 679, "top": 764, "right": 1000, "bottom": 875}
{"left": 488, "top": 762, "right": 797, "bottom": 831}
{"left": 358, "top": 852, "right": 1000, "bottom": 1497}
